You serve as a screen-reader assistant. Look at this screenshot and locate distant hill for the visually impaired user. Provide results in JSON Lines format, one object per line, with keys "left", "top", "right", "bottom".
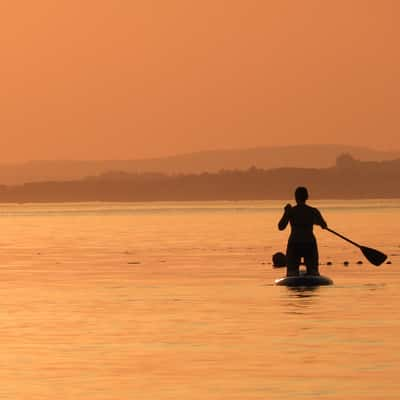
{"left": 0, "top": 154, "right": 400, "bottom": 202}
{"left": 0, "top": 144, "right": 399, "bottom": 185}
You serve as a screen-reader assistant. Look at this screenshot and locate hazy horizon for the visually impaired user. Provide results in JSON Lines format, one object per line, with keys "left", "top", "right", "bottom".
{"left": 0, "top": 143, "right": 398, "bottom": 187}
{"left": 1, "top": 143, "right": 400, "bottom": 165}
{"left": 1, "top": 1, "right": 399, "bottom": 163}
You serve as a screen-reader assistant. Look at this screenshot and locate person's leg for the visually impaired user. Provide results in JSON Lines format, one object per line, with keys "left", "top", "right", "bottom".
{"left": 286, "top": 243, "right": 300, "bottom": 276}
{"left": 304, "top": 243, "right": 319, "bottom": 275}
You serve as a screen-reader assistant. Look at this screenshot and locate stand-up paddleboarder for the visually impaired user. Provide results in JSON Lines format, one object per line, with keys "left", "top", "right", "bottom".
{"left": 278, "top": 187, "right": 327, "bottom": 276}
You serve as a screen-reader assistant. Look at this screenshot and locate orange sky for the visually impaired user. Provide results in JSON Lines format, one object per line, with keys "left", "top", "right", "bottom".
{"left": 0, "top": 1, "right": 399, "bottom": 162}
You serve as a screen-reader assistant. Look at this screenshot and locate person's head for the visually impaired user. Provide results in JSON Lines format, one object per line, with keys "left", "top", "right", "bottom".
{"left": 295, "top": 186, "right": 308, "bottom": 204}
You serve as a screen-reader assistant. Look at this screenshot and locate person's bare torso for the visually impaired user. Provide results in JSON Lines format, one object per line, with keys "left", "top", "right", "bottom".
{"left": 288, "top": 204, "right": 325, "bottom": 244}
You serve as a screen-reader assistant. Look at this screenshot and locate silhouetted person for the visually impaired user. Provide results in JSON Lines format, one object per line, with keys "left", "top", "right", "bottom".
{"left": 278, "top": 187, "right": 327, "bottom": 276}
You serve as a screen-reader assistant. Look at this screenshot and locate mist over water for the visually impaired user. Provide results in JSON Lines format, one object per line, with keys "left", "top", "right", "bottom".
{"left": 0, "top": 200, "right": 399, "bottom": 399}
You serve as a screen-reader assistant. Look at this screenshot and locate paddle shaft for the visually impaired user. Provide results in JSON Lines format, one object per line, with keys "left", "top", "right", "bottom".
{"left": 326, "top": 228, "right": 361, "bottom": 248}
{"left": 326, "top": 227, "right": 387, "bottom": 266}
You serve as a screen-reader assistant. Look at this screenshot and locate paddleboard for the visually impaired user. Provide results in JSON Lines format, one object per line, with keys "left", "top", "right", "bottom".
{"left": 275, "top": 274, "right": 333, "bottom": 287}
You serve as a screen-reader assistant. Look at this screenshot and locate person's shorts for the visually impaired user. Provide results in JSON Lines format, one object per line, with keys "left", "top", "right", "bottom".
{"left": 286, "top": 241, "right": 319, "bottom": 276}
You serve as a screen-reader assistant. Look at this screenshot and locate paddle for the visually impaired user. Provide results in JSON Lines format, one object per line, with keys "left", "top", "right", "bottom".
{"left": 326, "top": 228, "right": 387, "bottom": 266}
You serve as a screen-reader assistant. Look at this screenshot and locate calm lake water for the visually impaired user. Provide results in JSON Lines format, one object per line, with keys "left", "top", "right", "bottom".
{"left": 0, "top": 200, "right": 399, "bottom": 399}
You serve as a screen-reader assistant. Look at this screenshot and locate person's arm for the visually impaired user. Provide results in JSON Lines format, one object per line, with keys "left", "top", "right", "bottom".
{"left": 278, "top": 204, "right": 291, "bottom": 231}
{"left": 314, "top": 209, "right": 328, "bottom": 229}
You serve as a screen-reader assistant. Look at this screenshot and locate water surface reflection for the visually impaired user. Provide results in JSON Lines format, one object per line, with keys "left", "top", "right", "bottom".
{"left": 280, "top": 286, "right": 323, "bottom": 315}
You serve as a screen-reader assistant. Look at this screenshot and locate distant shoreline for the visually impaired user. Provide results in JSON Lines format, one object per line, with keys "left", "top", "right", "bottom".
{"left": 1, "top": 144, "right": 400, "bottom": 186}
{"left": 0, "top": 155, "right": 399, "bottom": 203}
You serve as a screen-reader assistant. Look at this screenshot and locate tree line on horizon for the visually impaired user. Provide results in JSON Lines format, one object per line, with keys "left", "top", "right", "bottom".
{"left": 0, "top": 154, "right": 399, "bottom": 202}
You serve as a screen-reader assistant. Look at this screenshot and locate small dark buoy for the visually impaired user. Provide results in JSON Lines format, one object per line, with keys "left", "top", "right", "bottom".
{"left": 343, "top": 261, "right": 349, "bottom": 266}
{"left": 272, "top": 252, "right": 286, "bottom": 268}
{"left": 356, "top": 261, "right": 363, "bottom": 265}
{"left": 326, "top": 261, "right": 333, "bottom": 266}
{"left": 386, "top": 260, "right": 392, "bottom": 264}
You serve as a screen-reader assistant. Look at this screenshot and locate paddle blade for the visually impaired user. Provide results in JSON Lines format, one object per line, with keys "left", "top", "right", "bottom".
{"left": 360, "top": 246, "right": 387, "bottom": 266}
